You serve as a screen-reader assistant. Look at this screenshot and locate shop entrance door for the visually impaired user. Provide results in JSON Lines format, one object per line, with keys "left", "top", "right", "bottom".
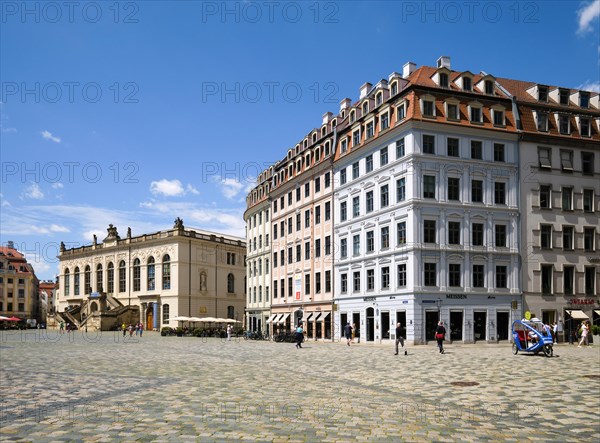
{"left": 425, "top": 311, "right": 439, "bottom": 342}
{"left": 496, "top": 312, "right": 509, "bottom": 341}
{"left": 474, "top": 311, "right": 487, "bottom": 341}
{"left": 450, "top": 311, "right": 463, "bottom": 341}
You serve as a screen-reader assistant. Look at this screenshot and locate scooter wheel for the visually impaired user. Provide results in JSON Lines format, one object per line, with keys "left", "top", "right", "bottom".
{"left": 543, "top": 345, "right": 553, "bottom": 358}
{"left": 512, "top": 343, "right": 518, "bottom": 355}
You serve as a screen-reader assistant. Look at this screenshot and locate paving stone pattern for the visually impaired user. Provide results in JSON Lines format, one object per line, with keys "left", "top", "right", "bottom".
{"left": 0, "top": 330, "right": 599, "bottom": 442}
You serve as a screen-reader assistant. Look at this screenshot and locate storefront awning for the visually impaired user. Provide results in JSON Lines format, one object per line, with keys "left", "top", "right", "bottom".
{"left": 313, "top": 312, "right": 324, "bottom": 322}
{"left": 304, "top": 313, "right": 314, "bottom": 322}
{"left": 594, "top": 310, "right": 600, "bottom": 316}
{"left": 265, "top": 314, "right": 278, "bottom": 324}
{"left": 277, "top": 313, "right": 290, "bottom": 324}
{"left": 567, "top": 310, "right": 589, "bottom": 320}
{"left": 318, "top": 312, "right": 330, "bottom": 322}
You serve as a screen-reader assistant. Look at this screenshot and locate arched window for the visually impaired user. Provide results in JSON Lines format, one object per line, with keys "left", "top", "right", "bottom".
{"left": 162, "top": 255, "right": 171, "bottom": 290}
{"left": 133, "top": 258, "right": 141, "bottom": 291}
{"left": 74, "top": 267, "right": 80, "bottom": 295}
{"left": 84, "top": 265, "right": 91, "bottom": 294}
{"left": 363, "top": 102, "right": 369, "bottom": 115}
{"left": 119, "top": 260, "right": 126, "bottom": 292}
{"left": 147, "top": 257, "right": 155, "bottom": 291}
{"left": 162, "top": 304, "right": 170, "bottom": 323}
{"left": 96, "top": 264, "right": 103, "bottom": 292}
{"left": 64, "top": 268, "right": 70, "bottom": 296}
{"left": 107, "top": 262, "right": 114, "bottom": 293}
{"left": 227, "top": 273, "right": 235, "bottom": 293}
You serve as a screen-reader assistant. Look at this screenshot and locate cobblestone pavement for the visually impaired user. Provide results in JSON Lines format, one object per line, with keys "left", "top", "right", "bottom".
{"left": 0, "top": 330, "right": 599, "bottom": 442}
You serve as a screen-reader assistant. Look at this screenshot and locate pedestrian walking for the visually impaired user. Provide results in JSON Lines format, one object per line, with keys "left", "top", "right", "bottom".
{"left": 66, "top": 322, "right": 71, "bottom": 333}
{"left": 552, "top": 322, "right": 558, "bottom": 344}
{"left": 122, "top": 323, "right": 126, "bottom": 337}
{"left": 135, "top": 323, "right": 140, "bottom": 336}
{"left": 128, "top": 324, "right": 134, "bottom": 337}
{"left": 435, "top": 321, "right": 446, "bottom": 354}
{"left": 295, "top": 323, "right": 304, "bottom": 349}
{"left": 351, "top": 323, "right": 356, "bottom": 343}
{"left": 578, "top": 321, "right": 589, "bottom": 347}
{"left": 227, "top": 324, "right": 232, "bottom": 341}
{"left": 59, "top": 321, "right": 64, "bottom": 334}
{"left": 395, "top": 322, "right": 407, "bottom": 356}
{"left": 344, "top": 322, "right": 353, "bottom": 346}
{"left": 139, "top": 322, "right": 144, "bottom": 337}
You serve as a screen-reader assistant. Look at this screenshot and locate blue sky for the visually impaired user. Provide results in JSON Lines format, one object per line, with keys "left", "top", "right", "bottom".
{"left": 1, "top": 0, "right": 599, "bottom": 280}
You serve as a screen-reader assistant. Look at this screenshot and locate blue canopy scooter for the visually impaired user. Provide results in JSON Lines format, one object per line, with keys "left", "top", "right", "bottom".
{"left": 512, "top": 319, "right": 554, "bottom": 357}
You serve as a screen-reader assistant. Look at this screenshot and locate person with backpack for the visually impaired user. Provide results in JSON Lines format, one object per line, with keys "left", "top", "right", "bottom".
{"left": 395, "top": 322, "right": 407, "bottom": 356}
{"left": 435, "top": 321, "right": 446, "bottom": 354}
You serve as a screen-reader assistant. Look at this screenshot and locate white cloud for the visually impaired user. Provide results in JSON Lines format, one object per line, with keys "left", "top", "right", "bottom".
{"left": 1, "top": 126, "right": 16, "bottom": 133}
{"left": 23, "top": 183, "right": 44, "bottom": 200}
{"left": 41, "top": 130, "right": 61, "bottom": 143}
{"left": 215, "top": 177, "right": 253, "bottom": 200}
{"left": 149, "top": 179, "right": 200, "bottom": 197}
{"left": 577, "top": 80, "right": 600, "bottom": 92}
{"left": 0, "top": 193, "right": 9, "bottom": 207}
{"left": 150, "top": 179, "right": 185, "bottom": 197}
{"left": 186, "top": 184, "right": 200, "bottom": 195}
{"left": 577, "top": 0, "right": 600, "bottom": 34}
{"left": 51, "top": 183, "right": 64, "bottom": 189}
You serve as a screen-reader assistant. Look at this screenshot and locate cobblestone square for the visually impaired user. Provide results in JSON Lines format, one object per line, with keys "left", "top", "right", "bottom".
{"left": 1, "top": 330, "right": 599, "bottom": 442}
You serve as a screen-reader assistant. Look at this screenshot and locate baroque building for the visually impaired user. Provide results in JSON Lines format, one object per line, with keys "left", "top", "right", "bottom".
{"left": 0, "top": 242, "right": 40, "bottom": 323}
{"left": 497, "top": 78, "right": 600, "bottom": 339}
{"left": 244, "top": 169, "right": 272, "bottom": 333}
{"left": 56, "top": 219, "right": 246, "bottom": 330}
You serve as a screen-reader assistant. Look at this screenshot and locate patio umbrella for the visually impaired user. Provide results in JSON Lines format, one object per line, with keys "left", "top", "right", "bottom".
{"left": 170, "top": 316, "right": 192, "bottom": 322}
{"left": 223, "top": 318, "right": 239, "bottom": 323}
{"left": 0, "top": 316, "right": 9, "bottom": 321}
{"left": 6, "top": 316, "right": 21, "bottom": 321}
{"left": 198, "top": 317, "right": 218, "bottom": 323}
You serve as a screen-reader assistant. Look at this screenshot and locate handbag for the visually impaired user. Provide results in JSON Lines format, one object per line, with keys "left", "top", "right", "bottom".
{"left": 435, "top": 332, "right": 444, "bottom": 339}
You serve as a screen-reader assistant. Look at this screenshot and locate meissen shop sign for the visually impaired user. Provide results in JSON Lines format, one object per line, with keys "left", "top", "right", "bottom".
{"left": 446, "top": 294, "right": 467, "bottom": 299}
{"left": 363, "top": 297, "right": 376, "bottom": 302}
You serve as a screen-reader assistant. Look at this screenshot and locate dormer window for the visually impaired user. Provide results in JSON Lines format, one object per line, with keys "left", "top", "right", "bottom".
{"left": 536, "top": 112, "right": 548, "bottom": 132}
{"left": 445, "top": 99, "right": 460, "bottom": 121}
{"left": 468, "top": 103, "right": 483, "bottom": 123}
{"left": 391, "top": 82, "right": 398, "bottom": 96}
{"left": 341, "top": 138, "right": 348, "bottom": 154}
{"left": 303, "top": 139, "right": 308, "bottom": 148}
{"left": 312, "top": 133, "right": 317, "bottom": 143}
{"left": 353, "top": 130, "right": 360, "bottom": 147}
{"left": 324, "top": 141, "right": 330, "bottom": 157}
{"left": 321, "top": 127, "right": 326, "bottom": 137}
{"left": 376, "top": 93, "right": 382, "bottom": 107}
{"left": 463, "top": 77, "right": 472, "bottom": 91}
{"left": 380, "top": 112, "right": 389, "bottom": 130}
{"left": 350, "top": 110, "right": 356, "bottom": 123}
{"left": 580, "top": 92, "right": 590, "bottom": 108}
{"left": 366, "top": 121, "right": 374, "bottom": 139}
{"left": 493, "top": 109, "right": 505, "bottom": 126}
{"left": 559, "top": 89, "right": 570, "bottom": 105}
{"left": 331, "top": 119, "right": 337, "bottom": 128}
{"left": 439, "top": 73, "right": 449, "bottom": 88}
{"left": 538, "top": 86, "right": 548, "bottom": 102}
{"left": 422, "top": 98, "right": 435, "bottom": 117}
{"left": 558, "top": 115, "right": 570, "bottom": 135}
{"left": 362, "top": 102, "right": 369, "bottom": 115}
{"left": 580, "top": 117, "right": 591, "bottom": 137}
{"left": 397, "top": 102, "right": 406, "bottom": 121}
{"left": 485, "top": 80, "right": 494, "bottom": 95}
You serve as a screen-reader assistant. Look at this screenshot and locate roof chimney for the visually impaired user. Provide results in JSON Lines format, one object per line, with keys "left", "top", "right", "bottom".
{"left": 322, "top": 112, "right": 333, "bottom": 125}
{"left": 403, "top": 62, "right": 416, "bottom": 78}
{"left": 359, "top": 82, "right": 372, "bottom": 99}
{"left": 437, "top": 56, "right": 451, "bottom": 70}
{"left": 339, "top": 98, "right": 351, "bottom": 113}
{"left": 7, "top": 241, "right": 14, "bottom": 249}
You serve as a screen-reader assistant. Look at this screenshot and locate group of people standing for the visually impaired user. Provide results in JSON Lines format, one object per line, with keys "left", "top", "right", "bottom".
{"left": 121, "top": 322, "right": 144, "bottom": 337}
